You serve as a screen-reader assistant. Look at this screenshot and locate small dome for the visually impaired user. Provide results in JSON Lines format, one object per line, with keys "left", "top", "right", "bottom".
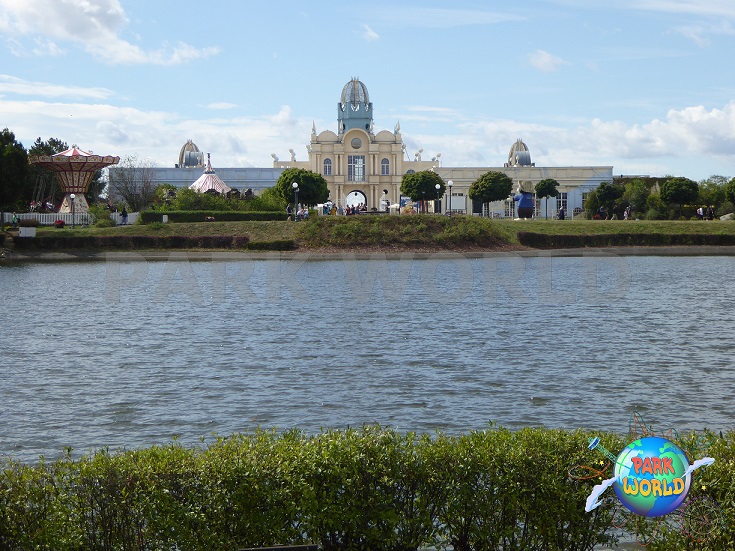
{"left": 340, "top": 77, "right": 370, "bottom": 109}
{"left": 507, "top": 138, "right": 532, "bottom": 167}
{"left": 178, "top": 139, "right": 204, "bottom": 168}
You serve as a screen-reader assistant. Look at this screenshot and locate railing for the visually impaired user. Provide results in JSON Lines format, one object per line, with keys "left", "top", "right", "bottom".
{"left": 2, "top": 211, "right": 139, "bottom": 226}
{"left": 1, "top": 212, "right": 95, "bottom": 226}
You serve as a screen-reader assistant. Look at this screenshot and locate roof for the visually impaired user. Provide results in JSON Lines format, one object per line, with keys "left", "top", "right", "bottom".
{"left": 189, "top": 154, "right": 232, "bottom": 194}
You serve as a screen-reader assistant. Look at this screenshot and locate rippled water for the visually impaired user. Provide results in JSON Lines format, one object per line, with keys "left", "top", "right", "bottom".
{"left": 1, "top": 253, "right": 733, "bottom": 463}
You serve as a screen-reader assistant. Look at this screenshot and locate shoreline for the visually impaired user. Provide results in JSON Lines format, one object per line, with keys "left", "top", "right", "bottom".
{"left": 4, "top": 245, "right": 735, "bottom": 263}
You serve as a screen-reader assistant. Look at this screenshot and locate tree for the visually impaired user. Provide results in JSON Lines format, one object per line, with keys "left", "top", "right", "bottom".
{"left": 726, "top": 177, "right": 735, "bottom": 205}
{"left": 535, "top": 178, "right": 559, "bottom": 219}
{"left": 621, "top": 178, "right": 652, "bottom": 217}
{"left": 468, "top": 171, "right": 513, "bottom": 210}
{"left": 275, "top": 168, "right": 329, "bottom": 207}
{"left": 0, "top": 128, "right": 29, "bottom": 230}
{"left": 594, "top": 181, "right": 625, "bottom": 216}
{"left": 400, "top": 170, "right": 445, "bottom": 212}
{"left": 108, "top": 155, "right": 158, "bottom": 212}
{"left": 697, "top": 175, "right": 727, "bottom": 211}
{"left": 660, "top": 177, "right": 698, "bottom": 217}
{"left": 27, "top": 137, "right": 69, "bottom": 208}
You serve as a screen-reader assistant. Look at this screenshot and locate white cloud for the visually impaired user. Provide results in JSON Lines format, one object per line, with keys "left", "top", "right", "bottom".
{"left": 361, "top": 24, "right": 380, "bottom": 41}
{"left": 0, "top": 0, "right": 219, "bottom": 65}
{"left": 0, "top": 75, "right": 113, "bottom": 99}
{"left": 528, "top": 50, "right": 567, "bottom": 72}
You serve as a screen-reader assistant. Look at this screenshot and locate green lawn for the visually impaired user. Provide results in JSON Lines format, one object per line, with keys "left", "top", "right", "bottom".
{"left": 29, "top": 215, "right": 735, "bottom": 250}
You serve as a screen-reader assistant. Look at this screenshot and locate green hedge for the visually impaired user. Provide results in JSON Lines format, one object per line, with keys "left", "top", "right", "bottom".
{"left": 140, "top": 211, "right": 288, "bottom": 223}
{"left": 3, "top": 425, "right": 730, "bottom": 550}
{"left": 13, "top": 235, "right": 250, "bottom": 250}
{"left": 517, "top": 231, "right": 735, "bottom": 248}
{"left": 0, "top": 426, "right": 629, "bottom": 550}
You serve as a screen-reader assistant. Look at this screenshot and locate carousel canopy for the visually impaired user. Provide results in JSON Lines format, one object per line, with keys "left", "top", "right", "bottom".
{"left": 28, "top": 147, "right": 120, "bottom": 194}
{"left": 189, "top": 154, "right": 232, "bottom": 194}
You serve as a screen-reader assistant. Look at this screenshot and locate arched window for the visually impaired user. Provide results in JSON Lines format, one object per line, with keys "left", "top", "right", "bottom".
{"left": 323, "top": 158, "right": 332, "bottom": 176}
{"left": 381, "top": 158, "right": 390, "bottom": 175}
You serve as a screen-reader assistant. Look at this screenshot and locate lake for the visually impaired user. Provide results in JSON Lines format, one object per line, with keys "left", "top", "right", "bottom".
{"left": 1, "top": 251, "right": 732, "bottom": 463}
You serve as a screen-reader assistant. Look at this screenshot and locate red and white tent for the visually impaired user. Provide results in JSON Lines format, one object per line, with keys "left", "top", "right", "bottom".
{"left": 189, "top": 154, "right": 231, "bottom": 194}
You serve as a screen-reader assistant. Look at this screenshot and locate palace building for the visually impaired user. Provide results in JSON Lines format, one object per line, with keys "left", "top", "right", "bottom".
{"left": 118, "top": 77, "right": 613, "bottom": 217}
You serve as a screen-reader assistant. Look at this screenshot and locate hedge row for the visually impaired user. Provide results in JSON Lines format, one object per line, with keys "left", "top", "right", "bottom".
{"left": 13, "top": 235, "right": 250, "bottom": 250}
{"left": 3, "top": 425, "right": 732, "bottom": 550}
{"left": 517, "top": 231, "right": 735, "bottom": 248}
{"left": 140, "top": 211, "right": 287, "bottom": 223}
{"left": 0, "top": 426, "right": 624, "bottom": 551}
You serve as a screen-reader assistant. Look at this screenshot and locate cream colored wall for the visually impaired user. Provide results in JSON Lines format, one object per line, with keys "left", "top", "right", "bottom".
{"left": 275, "top": 126, "right": 437, "bottom": 208}
{"left": 274, "top": 128, "right": 612, "bottom": 213}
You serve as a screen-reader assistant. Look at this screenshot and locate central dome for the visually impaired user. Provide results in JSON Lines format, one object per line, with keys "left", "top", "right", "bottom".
{"left": 341, "top": 77, "right": 370, "bottom": 109}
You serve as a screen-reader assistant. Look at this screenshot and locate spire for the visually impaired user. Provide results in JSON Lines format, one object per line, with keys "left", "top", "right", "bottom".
{"left": 204, "top": 152, "right": 215, "bottom": 174}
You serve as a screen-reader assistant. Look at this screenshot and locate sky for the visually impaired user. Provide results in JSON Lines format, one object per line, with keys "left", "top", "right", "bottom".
{"left": 2, "top": 0, "right": 735, "bottom": 181}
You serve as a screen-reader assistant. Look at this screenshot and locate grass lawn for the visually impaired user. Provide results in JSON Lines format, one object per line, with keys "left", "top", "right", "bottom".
{"left": 27, "top": 215, "right": 735, "bottom": 251}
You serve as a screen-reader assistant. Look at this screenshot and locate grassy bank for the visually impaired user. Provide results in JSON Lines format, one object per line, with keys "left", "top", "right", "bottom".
{"left": 7, "top": 215, "right": 735, "bottom": 252}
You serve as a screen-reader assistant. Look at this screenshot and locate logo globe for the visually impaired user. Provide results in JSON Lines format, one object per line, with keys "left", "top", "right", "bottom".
{"left": 612, "top": 436, "right": 691, "bottom": 517}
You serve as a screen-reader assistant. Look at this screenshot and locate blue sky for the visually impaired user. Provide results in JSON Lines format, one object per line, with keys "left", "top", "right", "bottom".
{"left": 1, "top": 0, "right": 735, "bottom": 181}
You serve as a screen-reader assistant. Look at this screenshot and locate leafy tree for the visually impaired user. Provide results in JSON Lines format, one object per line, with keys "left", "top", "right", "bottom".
{"left": 660, "top": 177, "right": 698, "bottom": 217}
{"left": 108, "top": 155, "right": 158, "bottom": 212}
{"left": 27, "top": 137, "right": 69, "bottom": 207}
{"left": 621, "top": 178, "right": 652, "bottom": 217}
{"left": 583, "top": 189, "right": 600, "bottom": 219}
{"left": 726, "top": 177, "right": 735, "bottom": 205}
{"left": 250, "top": 186, "right": 287, "bottom": 212}
{"left": 644, "top": 193, "right": 668, "bottom": 220}
{"left": 697, "top": 175, "right": 727, "bottom": 211}
{"left": 468, "top": 171, "right": 513, "bottom": 207}
{"left": 275, "top": 168, "right": 329, "bottom": 207}
{"left": 0, "top": 128, "right": 29, "bottom": 229}
{"left": 535, "top": 178, "right": 559, "bottom": 219}
{"left": 594, "top": 181, "right": 625, "bottom": 216}
{"left": 400, "top": 170, "right": 445, "bottom": 212}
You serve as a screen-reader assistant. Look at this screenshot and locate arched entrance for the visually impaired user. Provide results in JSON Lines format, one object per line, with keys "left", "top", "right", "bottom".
{"left": 345, "top": 190, "right": 367, "bottom": 209}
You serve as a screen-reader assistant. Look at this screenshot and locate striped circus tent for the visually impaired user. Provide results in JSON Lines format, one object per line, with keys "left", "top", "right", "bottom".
{"left": 189, "top": 153, "right": 232, "bottom": 194}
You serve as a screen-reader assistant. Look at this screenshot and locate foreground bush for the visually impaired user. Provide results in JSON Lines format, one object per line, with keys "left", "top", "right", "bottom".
{"left": 1, "top": 426, "right": 730, "bottom": 550}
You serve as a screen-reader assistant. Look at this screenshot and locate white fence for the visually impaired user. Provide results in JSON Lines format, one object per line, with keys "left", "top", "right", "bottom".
{"left": 2, "top": 211, "right": 139, "bottom": 226}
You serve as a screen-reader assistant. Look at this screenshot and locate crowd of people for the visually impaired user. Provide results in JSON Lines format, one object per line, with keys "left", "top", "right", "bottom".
{"left": 289, "top": 202, "right": 373, "bottom": 220}
{"left": 696, "top": 205, "right": 716, "bottom": 220}
{"left": 28, "top": 200, "right": 55, "bottom": 212}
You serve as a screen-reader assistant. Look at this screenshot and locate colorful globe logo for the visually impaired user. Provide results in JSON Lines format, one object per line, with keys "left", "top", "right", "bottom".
{"left": 613, "top": 436, "right": 691, "bottom": 517}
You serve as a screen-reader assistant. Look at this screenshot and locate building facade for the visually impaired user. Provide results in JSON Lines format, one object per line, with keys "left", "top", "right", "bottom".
{"left": 274, "top": 78, "right": 612, "bottom": 216}
{"left": 117, "top": 78, "right": 613, "bottom": 216}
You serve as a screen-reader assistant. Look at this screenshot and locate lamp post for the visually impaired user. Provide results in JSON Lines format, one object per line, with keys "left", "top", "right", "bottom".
{"left": 435, "top": 183, "right": 441, "bottom": 214}
{"left": 447, "top": 180, "right": 453, "bottom": 216}
{"left": 292, "top": 182, "right": 299, "bottom": 221}
{"left": 70, "top": 193, "right": 75, "bottom": 228}
{"left": 383, "top": 189, "right": 388, "bottom": 212}
{"left": 421, "top": 190, "right": 425, "bottom": 213}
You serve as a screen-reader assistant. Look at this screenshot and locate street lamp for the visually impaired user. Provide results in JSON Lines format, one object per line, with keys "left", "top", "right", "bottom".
{"left": 383, "top": 189, "right": 388, "bottom": 212}
{"left": 292, "top": 182, "right": 299, "bottom": 221}
{"left": 421, "top": 190, "right": 425, "bottom": 213}
{"left": 70, "top": 193, "right": 75, "bottom": 228}
{"left": 447, "top": 180, "right": 453, "bottom": 215}
{"left": 435, "top": 183, "right": 441, "bottom": 214}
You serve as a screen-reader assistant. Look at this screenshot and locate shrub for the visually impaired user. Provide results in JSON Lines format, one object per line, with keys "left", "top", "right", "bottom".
{"left": 94, "top": 217, "right": 116, "bottom": 228}
{"left": 18, "top": 218, "right": 39, "bottom": 227}
{"left": 53, "top": 220, "right": 65, "bottom": 228}
{"left": 139, "top": 211, "right": 287, "bottom": 224}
